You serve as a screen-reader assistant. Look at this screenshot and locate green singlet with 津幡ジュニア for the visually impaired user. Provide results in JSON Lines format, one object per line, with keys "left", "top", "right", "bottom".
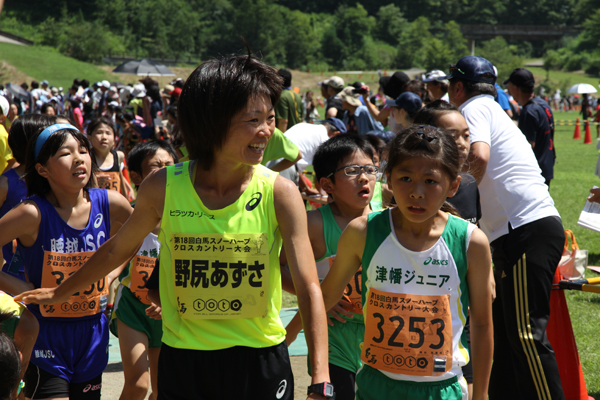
{"left": 158, "top": 161, "right": 286, "bottom": 351}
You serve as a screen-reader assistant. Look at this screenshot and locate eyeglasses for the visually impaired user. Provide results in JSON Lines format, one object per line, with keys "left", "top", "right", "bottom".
{"left": 327, "top": 164, "right": 379, "bottom": 178}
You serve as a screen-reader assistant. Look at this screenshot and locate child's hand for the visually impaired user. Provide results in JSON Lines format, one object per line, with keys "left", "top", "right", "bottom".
{"left": 145, "top": 303, "right": 162, "bottom": 320}
{"left": 326, "top": 298, "right": 357, "bottom": 326}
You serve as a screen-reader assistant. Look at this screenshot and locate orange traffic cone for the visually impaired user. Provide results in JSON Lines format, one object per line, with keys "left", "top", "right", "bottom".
{"left": 584, "top": 120, "right": 592, "bottom": 144}
{"left": 547, "top": 270, "right": 594, "bottom": 400}
{"left": 573, "top": 118, "right": 581, "bottom": 139}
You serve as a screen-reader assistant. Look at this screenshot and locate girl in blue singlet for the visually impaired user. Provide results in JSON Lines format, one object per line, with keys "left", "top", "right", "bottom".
{"left": 315, "top": 125, "right": 494, "bottom": 400}
{"left": 0, "top": 123, "right": 132, "bottom": 400}
{"left": 0, "top": 115, "right": 54, "bottom": 280}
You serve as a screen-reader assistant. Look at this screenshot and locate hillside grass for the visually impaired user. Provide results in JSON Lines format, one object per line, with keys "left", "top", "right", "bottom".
{"left": 0, "top": 42, "right": 116, "bottom": 88}
{"left": 528, "top": 66, "right": 600, "bottom": 92}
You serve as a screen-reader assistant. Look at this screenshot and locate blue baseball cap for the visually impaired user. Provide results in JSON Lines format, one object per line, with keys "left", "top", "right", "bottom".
{"left": 385, "top": 92, "right": 423, "bottom": 114}
{"left": 325, "top": 117, "right": 347, "bottom": 133}
{"left": 443, "top": 56, "right": 496, "bottom": 84}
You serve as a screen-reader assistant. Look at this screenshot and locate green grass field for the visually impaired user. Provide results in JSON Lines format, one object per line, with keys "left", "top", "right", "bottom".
{"left": 548, "top": 110, "right": 600, "bottom": 398}
{"left": 0, "top": 42, "right": 115, "bottom": 89}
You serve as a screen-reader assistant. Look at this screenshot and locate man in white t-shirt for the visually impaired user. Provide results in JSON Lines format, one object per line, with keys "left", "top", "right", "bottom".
{"left": 270, "top": 118, "right": 346, "bottom": 193}
{"left": 445, "top": 55, "right": 565, "bottom": 400}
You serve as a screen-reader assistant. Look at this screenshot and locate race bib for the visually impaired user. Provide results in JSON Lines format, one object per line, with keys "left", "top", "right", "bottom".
{"left": 362, "top": 288, "right": 452, "bottom": 376}
{"left": 40, "top": 251, "right": 108, "bottom": 318}
{"left": 172, "top": 232, "right": 269, "bottom": 319}
{"left": 329, "top": 256, "right": 363, "bottom": 314}
{"left": 96, "top": 171, "right": 121, "bottom": 193}
{"left": 130, "top": 255, "right": 156, "bottom": 305}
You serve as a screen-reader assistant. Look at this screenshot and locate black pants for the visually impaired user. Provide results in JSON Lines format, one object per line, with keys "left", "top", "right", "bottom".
{"left": 488, "top": 216, "right": 565, "bottom": 400}
{"left": 157, "top": 341, "right": 294, "bottom": 400}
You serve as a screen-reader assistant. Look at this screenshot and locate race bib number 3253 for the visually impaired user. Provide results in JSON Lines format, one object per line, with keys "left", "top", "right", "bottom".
{"left": 171, "top": 233, "right": 269, "bottom": 320}
{"left": 361, "top": 288, "right": 453, "bottom": 376}
{"left": 40, "top": 251, "right": 108, "bottom": 318}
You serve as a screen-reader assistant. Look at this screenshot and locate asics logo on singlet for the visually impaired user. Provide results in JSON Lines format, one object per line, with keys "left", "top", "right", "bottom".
{"left": 276, "top": 379, "right": 287, "bottom": 399}
{"left": 424, "top": 257, "right": 448, "bottom": 266}
{"left": 94, "top": 213, "right": 103, "bottom": 228}
{"left": 83, "top": 383, "right": 101, "bottom": 393}
{"left": 245, "top": 192, "right": 262, "bottom": 211}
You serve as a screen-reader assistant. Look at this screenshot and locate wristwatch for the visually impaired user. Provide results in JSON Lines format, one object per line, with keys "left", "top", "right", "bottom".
{"left": 307, "top": 382, "right": 335, "bottom": 399}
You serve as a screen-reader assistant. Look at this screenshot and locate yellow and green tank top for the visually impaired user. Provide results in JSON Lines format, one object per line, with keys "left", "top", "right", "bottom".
{"left": 158, "top": 161, "right": 285, "bottom": 350}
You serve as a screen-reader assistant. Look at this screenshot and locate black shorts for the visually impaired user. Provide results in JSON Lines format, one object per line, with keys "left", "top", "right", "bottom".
{"left": 329, "top": 363, "right": 355, "bottom": 400}
{"left": 23, "top": 363, "right": 102, "bottom": 400}
{"left": 158, "top": 341, "right": 294, "bottom": 400}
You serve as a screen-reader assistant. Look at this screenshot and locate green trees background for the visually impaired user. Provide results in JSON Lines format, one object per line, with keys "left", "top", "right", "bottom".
{"left": 0, "top": 0, "right": 598, "bottom": 74}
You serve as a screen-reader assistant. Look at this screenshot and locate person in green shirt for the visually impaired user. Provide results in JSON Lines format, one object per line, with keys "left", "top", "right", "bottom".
{"left": 275, "top": 69, "right": 303, "bottom": 132}
{"left": 261, "top": 128, "right": 302, "bottom": 172}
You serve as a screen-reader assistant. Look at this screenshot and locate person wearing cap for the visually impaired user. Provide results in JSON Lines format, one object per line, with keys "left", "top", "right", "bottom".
{"left": 321, "top": 76, "right": 345, "bottom": 119}
{"left": 0, "top": 96, "right": 14, "bottom": 173}
{"left": 423, "top": 70, "right": 450, "bottom": 102}
{"left": 386, "top": 91, "right": 423, "bottom": 128}
{"left": 447, "top": 55, "right": 565, "bottom": 400}
{"left": 362, "top": 71, "right": 410, "bottom": 133}
{"left": 505, "top": 68, "right": 555, "bottom": 186}
{"left": 339, "top": 87, "right": 384, "bottom": 135}
{"left": 31, "top": 80, "right": 49, "bottom": 105}
{"left": 130, "top": 84, "right": 147, "bottom": 116}
{"left": 97, "top": 80, "right": 111, "bottom": 117}
{"left": 275, "top": 69, "right": 303, "bottom": 132}
{"left": 40, "top": 80, "right": 51, "bottom": 99}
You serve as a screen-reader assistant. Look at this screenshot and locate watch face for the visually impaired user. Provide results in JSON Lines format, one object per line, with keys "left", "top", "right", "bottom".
{"left": 325, "top": 384, "right": 334, "bottom": 397}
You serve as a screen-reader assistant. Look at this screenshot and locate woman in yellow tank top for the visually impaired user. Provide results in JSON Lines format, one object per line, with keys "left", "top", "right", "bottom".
{"left": 18, "top": 54, "right": 334, "bottom": 400}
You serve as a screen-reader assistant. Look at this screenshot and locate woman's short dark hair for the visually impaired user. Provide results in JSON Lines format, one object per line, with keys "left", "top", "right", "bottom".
{"left": 8, "top": 114, "right": 55, "bottom": 164}
{"left": 25, "top": 126, "right": 97, "bottom": 197}
{"left": 178, "top": 54, "right": 283, "bottom": 170}
{"left": 127, "top": 139, "right": 179, "bottom": 177}
{"left": 313, "top": 134, "right": 374, "bottom": 182}
{"left": 87, "top": 117, "right": 116, "bottom": 137}
{"left": 413, "top": 100, "right": 460, "bottom": 127}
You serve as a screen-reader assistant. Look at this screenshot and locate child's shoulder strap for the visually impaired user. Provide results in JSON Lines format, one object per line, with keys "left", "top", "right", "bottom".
{"left": 362, "top": 209, "right": 391, "bottom": 271}
{"left": 441, "top": 214, "right": 470, "bottom": 278}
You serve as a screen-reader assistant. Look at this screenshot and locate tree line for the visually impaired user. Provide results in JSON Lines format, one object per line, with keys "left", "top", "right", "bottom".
{"left": 0, "top": 0, "right": 598, "bottom": 77}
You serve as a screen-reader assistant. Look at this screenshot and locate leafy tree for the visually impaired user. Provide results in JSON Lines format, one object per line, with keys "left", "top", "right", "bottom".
{"left": 396, "top": 16, "right": 432, "bottom": 69}
{"left": 476, "top": 37, "right": 523, "bottom": 84}
{"left": 422, "top": 38, "right": 454, "bottom": 72}
{"left": 372, "top": 4, "right": 406, "bottom": 46}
